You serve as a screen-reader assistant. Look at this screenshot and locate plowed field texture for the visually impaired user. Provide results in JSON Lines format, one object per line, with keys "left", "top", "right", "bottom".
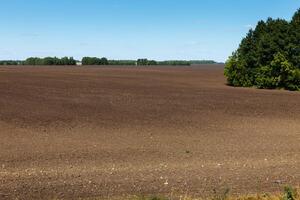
{"left": 0, "top": 65, "right": 300, "bottom": 199}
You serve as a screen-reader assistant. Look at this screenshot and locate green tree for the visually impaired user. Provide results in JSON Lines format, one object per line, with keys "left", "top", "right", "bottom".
{"left": 100, "top": 57, "right": 109, "bottom": 65}
{"left": 137, "top": 59, "right": 149, "bottom": 66}
{"left": 224, "top": 8, "right": 300, "bottom": 91}
{"left": 289, "top": 9, "right": 300, "bottom": 68}
{"left": 82, "top": 57, "right": 108, "bottom": 65}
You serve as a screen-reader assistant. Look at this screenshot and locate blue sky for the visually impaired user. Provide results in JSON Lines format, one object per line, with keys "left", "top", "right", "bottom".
{"left": 0, "top": 0, "right": 299, "bottom": 62}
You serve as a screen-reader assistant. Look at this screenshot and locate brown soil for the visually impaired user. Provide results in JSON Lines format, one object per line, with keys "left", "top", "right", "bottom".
{"left": 0, "top": 65, "right": 300, "bottom": 199}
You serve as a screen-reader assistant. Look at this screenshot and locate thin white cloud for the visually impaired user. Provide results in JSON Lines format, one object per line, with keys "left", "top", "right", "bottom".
{"left": 244, "top": 24, "right": 254, "bottom": 29}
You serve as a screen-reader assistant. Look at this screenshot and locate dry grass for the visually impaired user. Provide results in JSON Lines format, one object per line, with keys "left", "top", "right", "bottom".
{"left": 80, "top": 187, "right": 300, "bottom": 200}
{"left": 126, "top": 186, "right": 299, "bottom": 200}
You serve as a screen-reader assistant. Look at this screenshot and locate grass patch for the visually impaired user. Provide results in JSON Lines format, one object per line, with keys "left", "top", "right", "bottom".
{"left": 80, "top": 186, "right": 300, "bottom": 200}
{"left": 128, "top": 186, "right": 300, "bottom": 200}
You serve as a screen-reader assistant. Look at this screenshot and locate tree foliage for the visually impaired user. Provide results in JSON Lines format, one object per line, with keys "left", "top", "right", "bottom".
{"left": 189, "top": 60, "right": 217, "bottom": 64}
{"left": 81, "top": 57, "right": 108, "bottom": 65}
{"left": 137, "top": 59, "right": 157, "bottom": 66}
{"left": 225, "top": 9, "right": 300, "bottom": 91}
{"left": 158, "top": 60, "right": 191, "bottom": 66}
{"left": 108, "top": 60, "right": 136, "bottom": 65}
{"left": 0, "top": 60, "right": 22, "bottom": 65}
{"left": 1, "top": 57, "right": 217, "bottom": 67}
{"left": 23, "top": 57, "right": 76, "bottom": 65}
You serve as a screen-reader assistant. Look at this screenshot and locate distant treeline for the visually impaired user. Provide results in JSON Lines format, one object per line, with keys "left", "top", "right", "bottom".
{"left": 0, "top": 60, "right": 23, "bottom": 65}
{"left": 108, "top": 60, "right": 137, "bottom": 65}
{"left": 24, "top": 57, "right": 77, "bottom": 65}
{"left": 0, "top": 57, "right": 77, "bottom": 65}
{"left": 82, "top": 57, "right": 109, "bottom": 65}
{"left": 0, "top": 57, "right": 218, "bottom": 66}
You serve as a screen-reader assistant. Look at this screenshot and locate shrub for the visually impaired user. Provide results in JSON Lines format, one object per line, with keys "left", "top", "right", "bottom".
{"left": 255, "top": 65, "right": 278, "bottom": 89}
{"left": 132, "top": 196, "right": 169, "bottom": 200}
{"left": 283, "top": 186, "right": 297, "bottom": 200}
{"left": 224, "top": 53, "right": 253, "bottom": 87}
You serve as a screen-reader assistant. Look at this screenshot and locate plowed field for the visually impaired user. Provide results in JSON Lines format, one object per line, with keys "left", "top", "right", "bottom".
{"left": 0, "top": 65, "right": 300, "bottom": 199}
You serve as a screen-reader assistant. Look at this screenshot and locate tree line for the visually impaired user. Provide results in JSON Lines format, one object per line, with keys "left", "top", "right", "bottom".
{"left": 0, "top": 57, "right": 218, "bottom": 66}
{"left": 24, "top": 57, "right": 77, "bottom": 65}
{"left": 0, "top": 60, "right": 23, "bottom": 65}
{"left": 225, "top": 9, "right": 300, "bottom": 91}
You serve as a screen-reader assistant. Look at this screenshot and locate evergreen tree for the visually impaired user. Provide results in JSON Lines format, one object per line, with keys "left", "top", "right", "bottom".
{"left": 224, "top": 8, "right": 300, "bottom": 91}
